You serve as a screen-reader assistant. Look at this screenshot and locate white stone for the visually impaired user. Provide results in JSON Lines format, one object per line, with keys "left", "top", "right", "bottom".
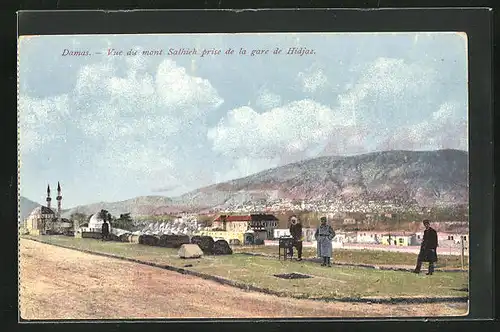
{"left": 178, "top": 244, "right": 203, "bottom": 259}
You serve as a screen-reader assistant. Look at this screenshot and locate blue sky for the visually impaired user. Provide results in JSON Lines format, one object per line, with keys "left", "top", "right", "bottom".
{"left": 18, "top": 32, "right": 468, "bottom": 208}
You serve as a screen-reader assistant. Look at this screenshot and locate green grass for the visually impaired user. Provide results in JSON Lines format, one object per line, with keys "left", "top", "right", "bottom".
{"left": 233, "top": 245, "right": 469, "bottom": 269}
{"left": 21, "top": 235, "right": 468, "bottom": 300}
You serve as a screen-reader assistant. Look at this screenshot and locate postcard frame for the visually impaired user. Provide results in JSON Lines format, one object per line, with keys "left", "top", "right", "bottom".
{"left": 11, "top": 7, "right": 495, "bottom": 327}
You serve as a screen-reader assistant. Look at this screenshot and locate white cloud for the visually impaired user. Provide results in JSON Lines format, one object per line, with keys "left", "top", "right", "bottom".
{"left": 74, "top": 62, "right": 115, "bottom": 98}
{"left": 255, "top": 89, "right": 282, "bottom": 109}
{"left": 19, "top": 34, "right": 468, "bottom": 205}
{"left": 432, "top": 101, "right": 459, "bottom": 121}
{"left": 18, "top": 94, "right": 70, "bottom": 153}
{"left": 363, "top": 57, "right": 434, "bottom": 96}
{"left": 208, "top": 99, "right": 354, "bottom": 160}
{"left": 155, "top": 60, "right": 224, "bottom": 119}
{"left": 74, "top": 59, "right": 223, "bottom": 142}
{"left": 338, "top": 57, "right": 436, "bottom": 124}
{"left": 297, "top": 68, "right": 328, "bottom": 93}
{"left": 380, "top": 101, "right": 467, "bottom": 151}
{"left": 20, "top": 58, "right": 225, "bottom": 194}
{"left": 81, "top": 58, "right": 220, "bottom": 123}
{"left": 208, "top": 56, "right": 457, "bottom": 167}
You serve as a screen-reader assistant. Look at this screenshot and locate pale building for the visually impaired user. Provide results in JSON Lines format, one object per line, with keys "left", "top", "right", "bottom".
{"left": 436, "top": 231, "right": 468, "bottom": 247}
{"left": 273, "top": 228, "right": 290, "bottom": 238}
{"left": 355, "top": 231, "right": 384, "bottom": 244}
{"left": 333, "top": 231, "right": 357, "bottom": 244}
{"left": 25, "top": 206, "right": 57, "bottom": 235}
{"left": 212, "top": 214, "right": 279, "bottom": 240}
{"left": 343, "top": 218, "right": 357, "bottom": 225}
{"left": 273, "top": 227, "right": 316, "bottom": 241}
{"left": 87, "top": 213, "right": 112, "bottom": 233}
{"left": 24, "top": 183, "right": 72, "bottom": 235}
{"left": 302, "top": 228, "right": 316, "bottom": 241}
{"left": 380, "top": 232, "right": 418, "bottom": 246}
{"left": 449, "top": 231, "right": 468, "bottom": 244}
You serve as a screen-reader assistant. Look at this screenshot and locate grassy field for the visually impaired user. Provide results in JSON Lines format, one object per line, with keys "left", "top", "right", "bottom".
{"left": 21, "top": 235, "right": 468, "bottom": 300}
{"left": 233, "top": 245, "right": 469, "bottom": 269}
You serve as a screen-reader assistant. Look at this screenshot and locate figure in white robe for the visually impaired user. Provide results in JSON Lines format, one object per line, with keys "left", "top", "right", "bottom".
{"left": 314, "top": 217, "right": 336, "bottom": 267}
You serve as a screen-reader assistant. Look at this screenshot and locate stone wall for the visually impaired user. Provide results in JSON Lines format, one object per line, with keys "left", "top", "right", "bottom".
{"left": 75, "top": 231, "right": 102, "bottom": 239}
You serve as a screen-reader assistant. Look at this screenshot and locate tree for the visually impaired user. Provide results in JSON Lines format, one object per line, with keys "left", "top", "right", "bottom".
{"left": 221, "top": 215, "right": 228, "bottom": 231}
{"left": 119, "top": 213, "right": 133, "bottom": 223}
{"left": 70, "top": 212, "right": 89, "bottom": 229}
{"left": 98, "top": 209, "right": 109, "bottom": 221}
{"left": 113, "top": 213, "right": 134, "bottom": 231}
{"left": 197, "top": 215, "right": 213, "bottom": 227}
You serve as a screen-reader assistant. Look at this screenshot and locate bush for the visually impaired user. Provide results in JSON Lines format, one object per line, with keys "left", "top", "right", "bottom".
{"left": 213, "top": 240, "right": 233, "bottom": 255}
{"left": 140, "top": 234, "right": 158, "bottom": 246}
{"left": 191, "top": 235, "right": 215, "bottom": 254}
{"left": 162, "top": 235, "right": 190, "bottom": 248}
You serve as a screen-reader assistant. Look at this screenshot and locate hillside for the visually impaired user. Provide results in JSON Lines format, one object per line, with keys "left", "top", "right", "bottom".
{"left": 19, "top": 197, "right": 41, "bottom": 222}
{"left": 19, "top": 197, "right": 72, "bottom": 222}
{"left": 173, "top": 149, "right": 468, "bottom": 210}
{"left": 31, "top": 149, "right": 468, "bottom": 217}
{"left": 60, "top": 196, "right": 182, "bottom": 218}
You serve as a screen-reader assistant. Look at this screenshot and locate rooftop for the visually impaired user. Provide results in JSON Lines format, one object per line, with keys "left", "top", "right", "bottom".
{"left": 28, "top": 206, "right": 55, "bottom": 217}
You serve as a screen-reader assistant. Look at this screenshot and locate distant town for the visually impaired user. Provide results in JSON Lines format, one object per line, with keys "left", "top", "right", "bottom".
{"left": 20, "top": 183, "right": 469, "bottom": 257}
{"left": 206, "top": 197, "right": 459, "bottom": 214}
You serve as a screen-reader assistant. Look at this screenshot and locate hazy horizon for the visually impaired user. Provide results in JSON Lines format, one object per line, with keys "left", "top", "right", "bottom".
{"left": 19, "top": 32, "right": 468, "bottom": 207}
{"left": 21, "top": 147, "right": 468, "bottom": 209}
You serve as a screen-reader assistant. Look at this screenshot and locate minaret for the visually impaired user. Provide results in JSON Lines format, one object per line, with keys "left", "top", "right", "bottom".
{"left": 56, "top": 182, "right": 62, "bottom": 221}
{"left": 46, "top": 184, "right": 51, "bottom": 209}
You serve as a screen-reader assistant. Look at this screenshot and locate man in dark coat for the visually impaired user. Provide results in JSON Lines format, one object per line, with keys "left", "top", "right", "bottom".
{"left": 101, "top": 220, "right": 110, "bottom": 241}
{"left": 413, "top": 219, "right": 438, "bottom": 275}
{"left": 288, "top": 215, "right": 303, "bottom": 261}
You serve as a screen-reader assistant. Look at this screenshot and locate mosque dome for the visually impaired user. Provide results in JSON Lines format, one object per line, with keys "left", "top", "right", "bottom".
{"left": 88, "top": 213, "right": 111, "bottom": 230}
{"left": 24, "top": 183, "right": 75, "bottom": 235}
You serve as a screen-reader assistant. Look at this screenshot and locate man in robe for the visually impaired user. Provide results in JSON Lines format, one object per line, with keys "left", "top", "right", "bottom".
{"left": 288, "top": 215, "right": 303, "bottom": 261}
{"left": 315, "top": 217, "right": 335, "bottom": 266}
{"left": 413, "top": 219, "right": 438, "bottom": 275}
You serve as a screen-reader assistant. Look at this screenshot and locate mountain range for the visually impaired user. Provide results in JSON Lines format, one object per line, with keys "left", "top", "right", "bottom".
{"left": 20, "top": 149, "right": 469, "bottom": 218}
{"left": 19, "top": 196, "right": 42, "bottom": 222}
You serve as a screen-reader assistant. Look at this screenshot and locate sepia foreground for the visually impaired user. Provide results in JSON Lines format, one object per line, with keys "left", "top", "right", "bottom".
{"left": 19, "top": 239, "right": 467, "bottom": 320}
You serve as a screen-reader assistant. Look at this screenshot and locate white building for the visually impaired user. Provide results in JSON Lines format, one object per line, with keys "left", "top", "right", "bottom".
{"left": 86, "top": 213, "right": 112, "bottom": 233}
{"left": 274, "top": 228, "right": 291, "bottom": 238}
{"left": 273, "top": 227, "right": 317, "bottom": 241}
{"left": 333, "top": 231, "right": 357, "bottom": 244}
{"left": 24, "top": 183, "right": 72, "bottom": 235}
{"left": 355, "top": 231, "right": 384, "bottom": 244}
{"left": 343, "top": 218, "right": 357, "bottom": 225}
{"left": 213, "top": 214, "right": 279, "bottom": 240}
{"left": 436, "top": 231, "right": 469, "bottom": 247}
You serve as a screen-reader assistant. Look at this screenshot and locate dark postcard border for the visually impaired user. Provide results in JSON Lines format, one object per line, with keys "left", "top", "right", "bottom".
{"left": 16, "top": 8, "right": 493, "bottom": 35}
{"left": 13, "top": 7, "right": 494, "bottom": 324}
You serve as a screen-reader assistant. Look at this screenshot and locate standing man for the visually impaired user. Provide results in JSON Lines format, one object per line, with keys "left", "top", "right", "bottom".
{"left": 289, "top": 215, "right": 303, "bottom": 261}
{"left": 315, "top": 216, "right": 335, "bottom": 267}
{"left": 101, "top": 220, "right": 110, "bottom": 241}
{"left": 413, "top": 219, "right": 438, "bottom": 275}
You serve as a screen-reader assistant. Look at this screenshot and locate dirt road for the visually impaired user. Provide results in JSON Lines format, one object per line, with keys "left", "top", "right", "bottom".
{"left": 19, "top": 239, "right": 467, "bottom": 320}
